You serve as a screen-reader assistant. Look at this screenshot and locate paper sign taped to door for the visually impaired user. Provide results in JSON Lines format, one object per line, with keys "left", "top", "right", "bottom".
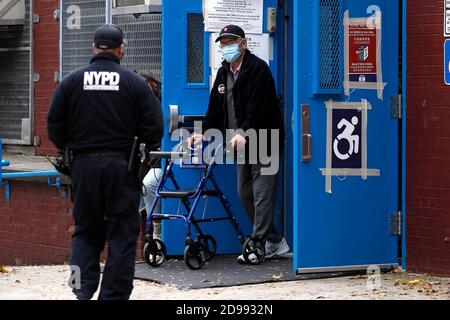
{"left": 344, "top": 10, "right": 387, "bottom": 100}
{"left": 203, "top": 0, "right": 263, "bottom": 34}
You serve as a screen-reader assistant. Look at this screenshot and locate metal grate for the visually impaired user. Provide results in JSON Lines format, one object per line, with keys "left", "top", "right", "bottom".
{"left": 0, "top": 0, "right": 31, "bottom": 141}
{"left": 318, "top": 0, "right": 342, "bottom": 92}
{"left": 61, "top": 1, "right": 162, "bottom": 81}
{"left": 113, "top": 13, "right": 162, "bottom": 81}
{"left": 61, "top": 0, "right": 105, "bottom": 78}
{"left": 186, "top": 13, "right": 204, "bottom": 84}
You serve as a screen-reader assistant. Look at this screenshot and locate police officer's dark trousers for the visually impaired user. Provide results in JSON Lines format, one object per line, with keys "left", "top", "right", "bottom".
{"left": 70, "top": 155, "right": 140, "bottom": 300}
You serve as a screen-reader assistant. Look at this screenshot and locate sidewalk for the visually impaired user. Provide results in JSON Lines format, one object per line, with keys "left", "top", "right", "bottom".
{"left": 0, "top": 265, "right": 449, "bottom": 300}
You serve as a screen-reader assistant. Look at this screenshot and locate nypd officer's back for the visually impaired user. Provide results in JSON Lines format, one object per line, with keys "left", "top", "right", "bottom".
{"left": 47, "top": 24, "right": 164, "bottom": 300}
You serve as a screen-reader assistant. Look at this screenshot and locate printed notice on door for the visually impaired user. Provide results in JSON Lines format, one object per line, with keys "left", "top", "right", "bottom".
{"left": 348, "top": 24, "right": 377, "bottom": 83}
{"left": 445, "top": 0, "right": 450, "bottom": 36}
{"left": 203, "top": 0, "right": 263, "bottom": 34}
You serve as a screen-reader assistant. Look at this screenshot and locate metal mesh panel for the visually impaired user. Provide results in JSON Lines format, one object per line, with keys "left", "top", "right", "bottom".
{"left": 61, "top": 0, "right": 105, "bottom": 77}
{"left": 318, "top": 0, "right": 341, "bottom": 91}
{"left": 113, "top": 13, "right": 162, "bottom": 81}
{"left": 186, "top": 14, "right": 204, "bottom": 83}
{"left": 0, "top": 0, "right": 30, "bottom": 141}
{"left": 61, "top": 1, "right": 162, "bottom": 81}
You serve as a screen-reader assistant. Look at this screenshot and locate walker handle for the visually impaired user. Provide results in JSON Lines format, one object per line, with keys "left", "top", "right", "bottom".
{"left": 148, "top": 151, "right": 189, "bottom": 159}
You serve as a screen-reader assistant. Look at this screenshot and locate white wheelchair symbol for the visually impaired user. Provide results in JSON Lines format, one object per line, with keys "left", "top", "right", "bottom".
{"left": 333, "top": 116, "right": 360, "bottom": 161}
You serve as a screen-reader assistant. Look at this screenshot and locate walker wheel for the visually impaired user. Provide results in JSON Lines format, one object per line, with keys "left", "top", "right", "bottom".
{"left": 184, "top": 241, "right": 208, "bottom": 270}
{"left": 143, "top": 239, "right": 167, "bottom": 267}
{"left": 242, "top": 237, "right": 265, "bottom": 265}
{"left": 197, "top": 234, "right": 217, "bottom": 261}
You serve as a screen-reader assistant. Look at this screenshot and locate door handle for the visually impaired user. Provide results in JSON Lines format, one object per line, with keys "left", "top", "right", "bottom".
{"left": 301, "top": 104, "right": 312, "bottom": 162}
{"left": 302, "top": 133, "right": 312, "bottom": 162}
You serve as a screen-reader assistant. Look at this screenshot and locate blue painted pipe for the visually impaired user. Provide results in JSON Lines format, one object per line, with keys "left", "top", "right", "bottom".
{"left": 2, "top": 170, "right": 60, "bottom": 179}
{"left": 1, "top": 160, "right": 9, "bottom": 167}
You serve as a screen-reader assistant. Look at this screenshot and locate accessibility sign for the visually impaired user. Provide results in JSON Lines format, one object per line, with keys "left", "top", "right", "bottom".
{"left": 445, "top": 39, "right": 450, "bottom": 85}
{"left": 332, "top": 109, "right": 362, "bottom": 169}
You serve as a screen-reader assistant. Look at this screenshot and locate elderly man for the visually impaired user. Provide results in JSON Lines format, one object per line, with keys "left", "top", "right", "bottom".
{"left": 190, "top": 25, "right": 289, "bottom": 264}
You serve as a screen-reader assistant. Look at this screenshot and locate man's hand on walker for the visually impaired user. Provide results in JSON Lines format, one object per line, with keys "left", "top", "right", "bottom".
{"left": 188, "top": 133, "right": 205, "bottom": 147}
{"left": 230, "top": 134, "right": 246, "bottom": 148}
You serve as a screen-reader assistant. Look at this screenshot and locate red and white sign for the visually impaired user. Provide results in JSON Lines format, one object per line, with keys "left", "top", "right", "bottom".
{"left": 348, "top": 24, "right": 377, "bottom": 83}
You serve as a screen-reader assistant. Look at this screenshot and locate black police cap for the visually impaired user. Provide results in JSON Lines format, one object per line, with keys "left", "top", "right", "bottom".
{"left": 94, "top": 24, "right": 125, "bottom": 50}
{"left": 215, "top": 25, "right": 246, "bottom": 43}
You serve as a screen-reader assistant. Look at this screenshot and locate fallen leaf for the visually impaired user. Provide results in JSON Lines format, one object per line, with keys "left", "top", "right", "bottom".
{"left": 395, "top": 279, "right": 427, "bottom": 286}
{"left": 15, "top": 279, "right": 21, "bottom": 283}
{"left": 395, "top": 278, "right": 440, "bottom": 295}
{"left": 0, "top": 266, "right": 8, "bottom": 273}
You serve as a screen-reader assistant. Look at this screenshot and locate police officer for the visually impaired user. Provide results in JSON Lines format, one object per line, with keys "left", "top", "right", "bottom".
{"left": 47, "top": 24, "right": 164, "bottom": 300}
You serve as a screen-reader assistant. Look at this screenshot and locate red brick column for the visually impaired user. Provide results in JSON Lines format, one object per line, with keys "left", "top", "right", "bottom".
{"left": 33, "top": 0, "right": 60, "bottom": 155}
{"left": 407, "top": 0, "right": 450, "bottom": 276}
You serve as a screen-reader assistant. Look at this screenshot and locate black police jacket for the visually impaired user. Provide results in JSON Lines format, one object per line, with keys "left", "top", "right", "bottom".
{"left": 47, "top": 52, "right": 164, "bottom": 154}
{"left": 203, "top": 49, "right": 284, "bottom": 151}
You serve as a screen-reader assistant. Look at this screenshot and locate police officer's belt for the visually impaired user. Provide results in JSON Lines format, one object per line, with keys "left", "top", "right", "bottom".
{"left": 75, "top": 150, "right": 128, "bottom": 159}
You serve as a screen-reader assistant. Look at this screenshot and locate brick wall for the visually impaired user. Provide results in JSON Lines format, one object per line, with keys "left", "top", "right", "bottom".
{"left": 407, "top": 0, "right": 450, "bottom": 276}
{"left": 0, "top": 179, "right": 147, "bottom": 265}
{"left": 0, "top": 181, "right": 73, "bottom": 265}
{"left": 33, "top": 0, "right": 60, "bottom": 155}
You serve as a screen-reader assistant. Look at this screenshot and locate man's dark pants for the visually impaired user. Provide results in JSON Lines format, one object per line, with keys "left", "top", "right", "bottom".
{"left": 236, "top": 160, "right": 282, "bottom": 244}
{"left": 70, "top": 156, "right": 140, "bottom": 300}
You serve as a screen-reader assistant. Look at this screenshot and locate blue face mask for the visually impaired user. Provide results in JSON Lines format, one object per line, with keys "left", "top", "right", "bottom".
{"left": 221, "top": 44, "right": 242, "bottom": 63}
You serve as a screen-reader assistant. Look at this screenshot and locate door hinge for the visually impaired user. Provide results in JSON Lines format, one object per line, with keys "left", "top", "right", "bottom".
{"left": 389, "top": 211, "right": 402, "bottom": 236}
{"left": 390, "top": 94, "right": 402, "bottom": 119}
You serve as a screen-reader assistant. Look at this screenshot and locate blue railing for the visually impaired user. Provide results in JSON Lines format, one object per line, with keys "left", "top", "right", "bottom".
{"left": 0, "top": 138, "right": 62, "bottom": 200}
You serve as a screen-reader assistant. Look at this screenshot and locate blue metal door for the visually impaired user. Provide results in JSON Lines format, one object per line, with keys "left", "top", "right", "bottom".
{"left": 162, "top": 0, "right": 283, "bottom": 255}
{"left": 292, "top": 0, "right": 400, "bottom": 273}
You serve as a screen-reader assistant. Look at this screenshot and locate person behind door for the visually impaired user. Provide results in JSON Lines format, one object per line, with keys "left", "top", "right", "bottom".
{"left": 47, "top": 24, "right": 164, "bottom": 299}
{"left": 135, "top": 70, "right": 163, "bottom": 239}
{"left": 189, "top": 25, "right": 289, "bottom": 264}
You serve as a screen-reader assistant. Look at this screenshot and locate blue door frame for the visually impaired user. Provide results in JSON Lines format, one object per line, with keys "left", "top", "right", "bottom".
{"left": 161, "top": 0, "right": 284, "bottom": 255}
{"left": 291, "top": 0, "right": 406, "bottom": 273}
{"left": 160, "top": 0, "right": 407, "bottom": 271}
{"left": 401, "top": 0, "right": 407, "bottom": 270}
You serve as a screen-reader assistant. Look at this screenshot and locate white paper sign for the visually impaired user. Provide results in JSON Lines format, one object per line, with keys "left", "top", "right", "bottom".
{"left": 445, "top": 0, "right": 450, "bottom": 36}
{"left": 204, "top": 0, "right": 264, "bottom": 34}
{"left": 209, "top": 33, "right": 270, "bottom": 89}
